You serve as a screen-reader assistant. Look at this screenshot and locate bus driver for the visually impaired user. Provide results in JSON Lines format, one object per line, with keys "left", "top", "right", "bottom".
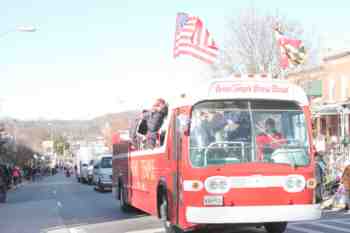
{"left": 256, "top": 118, "right": 286, "bottom": 161}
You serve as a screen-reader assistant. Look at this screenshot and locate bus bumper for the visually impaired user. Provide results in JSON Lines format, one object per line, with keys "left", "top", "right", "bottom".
{"left": 186, "top": 204, "right": 321, "bottom": 224}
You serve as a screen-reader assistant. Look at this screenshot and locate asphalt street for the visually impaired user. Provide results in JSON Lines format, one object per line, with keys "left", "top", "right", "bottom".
{"left": 0, "top": 172, "right": 349, "bottom": 233}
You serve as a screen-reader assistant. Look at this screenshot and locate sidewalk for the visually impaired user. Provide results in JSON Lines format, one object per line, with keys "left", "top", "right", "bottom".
{"left": 320, "top": 194, "right": 350, "bottom": 216}
{"left": 5, "top": 174, "right": 53, "bottom": 196}
{"left": 7, "top": 178, "right": 33, "bottom": 192}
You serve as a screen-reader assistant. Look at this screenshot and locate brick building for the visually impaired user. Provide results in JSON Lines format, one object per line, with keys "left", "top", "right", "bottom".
{"left": 288, "top": 50, "right": 350, "bottom": 149}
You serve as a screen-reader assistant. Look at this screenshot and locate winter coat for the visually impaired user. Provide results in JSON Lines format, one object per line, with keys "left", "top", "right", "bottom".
{"left": 315, "top": 162, "right": 324, "bottom": 185}
{"left": 12, "top": 167, "right": 20, "bottom": 177}
{"left": 0, "top": 166, "right": 5, "bottom": 186}
{"left": 147, "top": 106, "right": 168, "bottom": 133}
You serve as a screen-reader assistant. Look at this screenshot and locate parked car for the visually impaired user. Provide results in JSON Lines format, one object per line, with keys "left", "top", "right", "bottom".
{"left": 93, "top": 154, "right": 112, "bottom": 191}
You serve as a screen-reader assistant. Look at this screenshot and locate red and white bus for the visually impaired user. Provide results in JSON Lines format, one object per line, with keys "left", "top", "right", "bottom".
{"left": 112, "top": 76, "right": 321, "bottom": 233}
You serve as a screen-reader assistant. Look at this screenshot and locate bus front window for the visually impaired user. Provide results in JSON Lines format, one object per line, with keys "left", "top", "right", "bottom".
{"left": 189, "top": 100, "right": 310, "bottom": 168}
{"left": 190, "top": 101, "right": 251, "bottom": 167}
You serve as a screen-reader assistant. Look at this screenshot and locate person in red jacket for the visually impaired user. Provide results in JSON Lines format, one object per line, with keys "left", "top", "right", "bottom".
{"left": 256, "top": 118, "right": 286, "bottom": 161}
{"left": 12, "top": 166, "right": 21, "bottom": 189}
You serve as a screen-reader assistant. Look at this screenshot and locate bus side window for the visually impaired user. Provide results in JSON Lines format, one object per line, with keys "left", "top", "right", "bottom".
{"left": 159, "top": 115, "right": 169, "bottom": 146}
{"left": 129, "top": 117, "right": 148, "bottom": 150}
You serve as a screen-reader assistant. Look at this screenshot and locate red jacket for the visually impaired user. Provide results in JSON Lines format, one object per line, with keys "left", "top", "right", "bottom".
{"left": 256, "top": 132, "right": 286, "bottom": 160}
{"left": 12, "top": 167, "right": 20, "bottom": 177}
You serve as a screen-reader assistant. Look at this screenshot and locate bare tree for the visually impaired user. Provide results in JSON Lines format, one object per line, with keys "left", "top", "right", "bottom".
{"left": 212, "top": 8, "right": 320, "bottom": 78}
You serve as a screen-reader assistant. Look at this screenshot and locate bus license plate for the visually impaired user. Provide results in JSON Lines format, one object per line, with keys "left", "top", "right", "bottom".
{"left": 203, "top": 195, "right": 223, "bottom": 206}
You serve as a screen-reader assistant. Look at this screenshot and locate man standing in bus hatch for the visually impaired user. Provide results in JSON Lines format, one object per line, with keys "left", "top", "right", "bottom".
{"left": 147, "top": 99, "right": 168, "bottom": 148}
{"left": 256, "top": 118, "right": 286, "bottom": 161}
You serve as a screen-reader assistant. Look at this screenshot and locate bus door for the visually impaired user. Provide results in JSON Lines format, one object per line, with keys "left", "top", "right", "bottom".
{"left": 169, "top": 108, "right": 185, "bottom": 225}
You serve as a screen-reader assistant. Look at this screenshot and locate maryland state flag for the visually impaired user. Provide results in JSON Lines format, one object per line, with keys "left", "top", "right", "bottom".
{"left": 274, "top": 28, "right": 307, "bottom": 69}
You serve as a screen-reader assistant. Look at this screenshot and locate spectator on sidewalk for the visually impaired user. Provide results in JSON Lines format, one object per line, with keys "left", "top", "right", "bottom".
{"left": 341, "top": 161, "right": 350, "bottom": 211}
{"left": 3, "top": 165, "right": 11, "bottom": 190}
{"left": 315, "top": 153, "right": 326, "bottom": 203}
{"left": 0, "top": 165, "right": 7, "bottom": 203}
{"left": 12, "top": 166, "right": 21, "bottom": 189}
{"left": 32, "top": 166, "right": 37, "bottom": 182}
{"left": 27, "top": 166, "right": 33, "bottom": 182}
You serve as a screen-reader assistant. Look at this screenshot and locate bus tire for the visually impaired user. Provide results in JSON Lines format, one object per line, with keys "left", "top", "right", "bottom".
{"left": 264, "top": 222, "right": 287, "bottom": 233}
{"left": 160, "top": 194, "right": 183, "bottom": 233}
{"left": 120, "top": 183, "right": 131, "bottom": 212}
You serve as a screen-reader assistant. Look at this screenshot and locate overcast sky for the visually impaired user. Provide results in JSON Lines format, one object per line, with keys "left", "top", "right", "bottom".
{"left": 1, "top": 0, "right": 349, "bottom": 120}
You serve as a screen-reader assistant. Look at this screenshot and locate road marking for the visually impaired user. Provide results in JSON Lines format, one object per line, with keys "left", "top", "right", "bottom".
{"left": 57, "top": 201, "right": 62, "bottom": 208}
{"left": 287, "top": 225, "right": 320, "bottom": 233}
{"left": 45, "top": 228, "right": 70, "bottom": 233}
{"left": 329, "top": 219, "right": 350, "bottom": 225}
{"left": 69, "top": 228, "right": 86, "bottom": 233}
{"left": 125, "top": 228, "right": 164, "bottom": 233}
{"left": 309, "top": 221, "right": 350, "bottom": 232}
{"left": 45, "top": 227, "right": 86, "bottom": 233}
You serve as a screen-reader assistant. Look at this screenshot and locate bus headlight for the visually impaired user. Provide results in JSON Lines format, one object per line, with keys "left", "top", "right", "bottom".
{"left": 283, "top": 175, "right": 306, "bottom": 193}
{"left": 205, "top": 176, "right": 230, "bottom": 194}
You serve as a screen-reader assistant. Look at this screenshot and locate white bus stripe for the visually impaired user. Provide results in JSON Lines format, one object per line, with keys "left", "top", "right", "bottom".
{"left": 112, "top": 148, "right": 166, "bottom": 160}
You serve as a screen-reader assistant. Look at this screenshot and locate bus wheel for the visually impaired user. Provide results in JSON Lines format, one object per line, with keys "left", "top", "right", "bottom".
{"left": 264, "top": 222, "right": 287, "bottom": 233}
{"left": 120, "top": 184, "right": 131, "bottom": 212}
{"left": 160, "top": 195, "right": 183, "bottom": 233}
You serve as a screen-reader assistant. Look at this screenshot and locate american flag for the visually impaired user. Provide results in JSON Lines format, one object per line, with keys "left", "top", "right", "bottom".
{"left": 173, "top": 12, "right": 219, "bottom": 64}
{"left": 274, "top": 28, "right": 307, "bottom": 69}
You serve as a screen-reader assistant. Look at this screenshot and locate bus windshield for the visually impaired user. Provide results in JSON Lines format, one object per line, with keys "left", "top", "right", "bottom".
{"left": 189, "top": 100, "right": 310, "bottom": 168}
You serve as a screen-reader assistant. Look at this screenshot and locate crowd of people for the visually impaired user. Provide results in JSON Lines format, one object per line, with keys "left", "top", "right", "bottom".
{"left": 131, "top": 98, "right": 168, "bottom": 150}
{"left": 315, "top": 150, "right": 350, "bottom": 211}
{"left": 0, "top": 164, "right": 23, "bottom": 191}
{"left": 0, "top": 163, "right": 58, "bottom": 203}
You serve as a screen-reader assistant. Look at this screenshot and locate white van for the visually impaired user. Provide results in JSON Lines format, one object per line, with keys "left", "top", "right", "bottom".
{"left": 75, "top": 146, "right": 93, "bottom": 183}
{"left": 93, "top": 154, "right": 112, "bottom": 191}
{"left": 81, "top": 159, "right": 94, "bottom": 184}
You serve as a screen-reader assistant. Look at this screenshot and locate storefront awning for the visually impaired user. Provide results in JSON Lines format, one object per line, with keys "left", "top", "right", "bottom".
{"left": 312, "top": 104, "right": 343, "bottom": 116}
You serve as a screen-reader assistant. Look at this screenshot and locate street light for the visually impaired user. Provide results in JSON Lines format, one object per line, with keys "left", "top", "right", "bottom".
{"left": 0, "top": 25, "right": 37, "bottom": 38}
